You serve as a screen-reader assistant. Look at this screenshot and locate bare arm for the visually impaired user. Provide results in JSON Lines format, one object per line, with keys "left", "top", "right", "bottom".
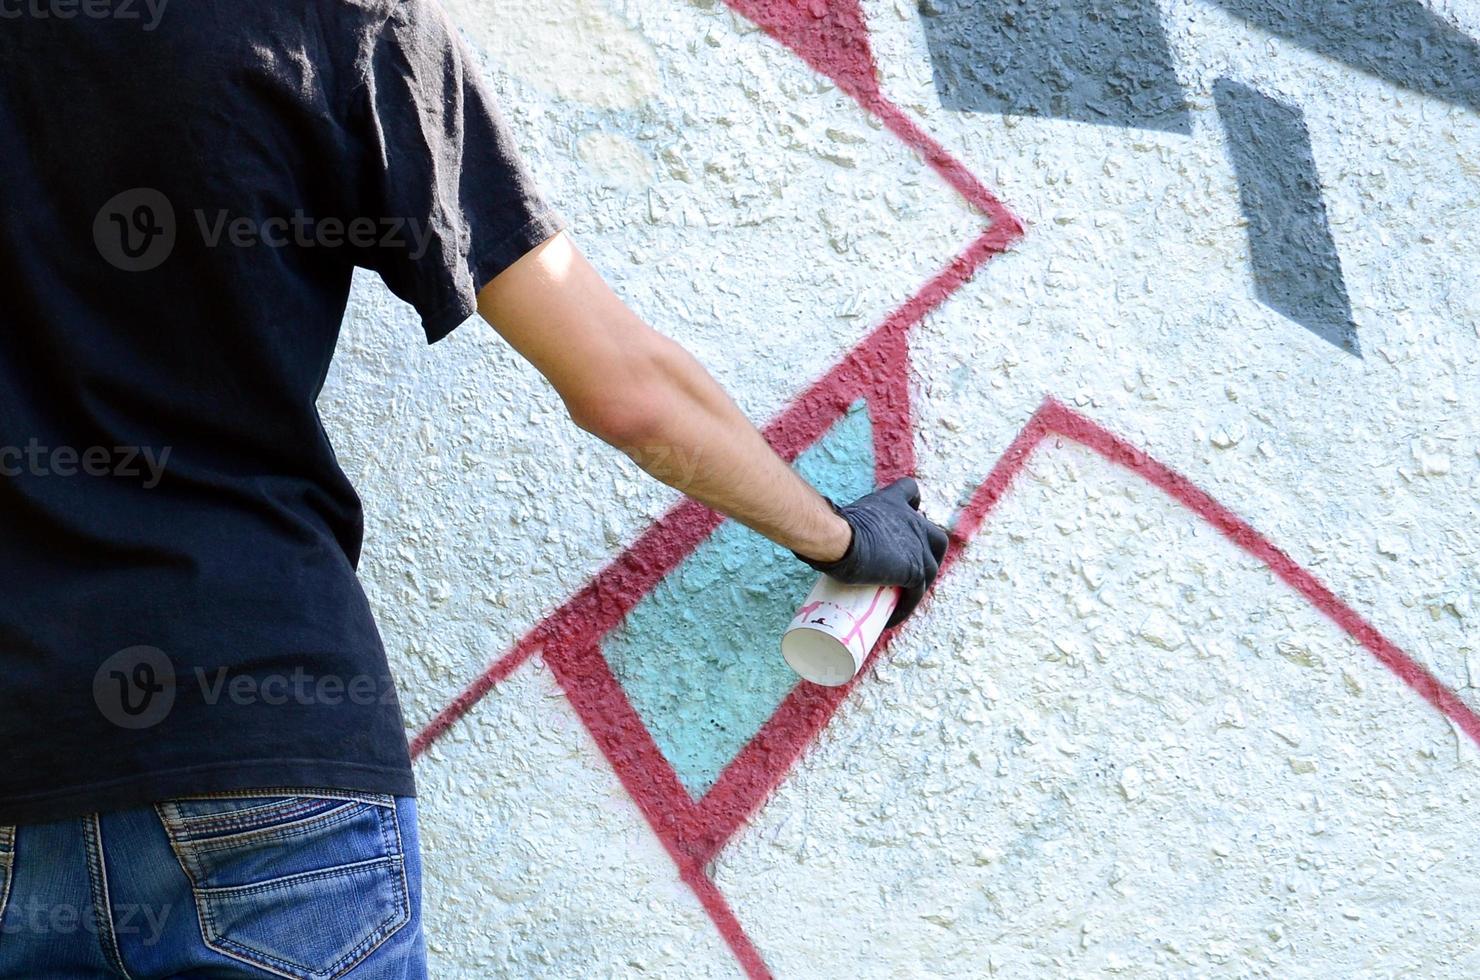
{"left": 476, "top": 231, "right": 853, "bottom": 564}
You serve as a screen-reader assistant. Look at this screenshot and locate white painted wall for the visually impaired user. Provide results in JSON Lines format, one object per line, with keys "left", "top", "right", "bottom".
{"left": 319, "top": 0, "right": 1480, "bottom": 975}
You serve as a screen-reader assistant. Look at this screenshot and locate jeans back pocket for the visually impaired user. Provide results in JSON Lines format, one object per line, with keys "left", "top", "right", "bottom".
{"left": 156, "top": 791, "right": 409, "bottom": 980}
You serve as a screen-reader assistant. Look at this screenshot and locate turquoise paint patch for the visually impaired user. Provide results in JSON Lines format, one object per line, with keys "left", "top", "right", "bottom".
{"left": 602, "top": 401, "right": 876, "bottom": 798}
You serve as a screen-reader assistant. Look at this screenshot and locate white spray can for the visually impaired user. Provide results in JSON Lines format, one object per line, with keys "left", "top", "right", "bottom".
{"left": 781, "top": 576, "right": 901, "bottom": 687}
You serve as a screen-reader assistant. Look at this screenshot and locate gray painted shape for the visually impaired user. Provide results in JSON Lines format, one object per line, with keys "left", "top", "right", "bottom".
{"left": 918, "top": 0, "right": 1192, "bottom": 134}
{"left": 1212, "top": 0, "right": 1480, "bottom": 114}
{"left": 1214, "top": 78, "right": 1360, "bottom": 356}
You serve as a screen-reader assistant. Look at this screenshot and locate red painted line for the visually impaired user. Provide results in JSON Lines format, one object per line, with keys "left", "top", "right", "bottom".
{"left": 721, "top": 0, "right": 880, "bottom": 108}
{"left": 1037, "top": 399, "right": 1480, "bottom": 748}
{"left": 946, "top": 404, "right": 1053, "bottom": 555}
{"left": 411, "top": 639, "right": 541, "bottom": 758}
{"left": 543, "top": 642, "right": 709, "bottom": 860}
{"left": 865, "top": 95, "right": 1023, "bottom": 238}
{"left": 681, "top": 864, "right": 775, "bottom": 980}
{"left": 690, "top": 386, "right": 1048, "bottom": 860}
{"left": 943, "top": 396, "right": 1480, "bottom": 752}
{"left": 414, "top": 3, "right": 1480, "bottom": 965}
{"left": 410, "top": 499, "right": 729, "bottom": 759}
{"left": 691, "top": 672, "right": 855, "bottom": 860}
{"left": 719, "top": 0, "right": 1022, "bottom": 241}
{"left": 410, "top": 5, "right": 1480, "bottom": 973}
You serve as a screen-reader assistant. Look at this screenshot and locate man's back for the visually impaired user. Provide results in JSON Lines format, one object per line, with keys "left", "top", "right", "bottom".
{"left": 0, "top": 0, "right": 562, "bottom": 823}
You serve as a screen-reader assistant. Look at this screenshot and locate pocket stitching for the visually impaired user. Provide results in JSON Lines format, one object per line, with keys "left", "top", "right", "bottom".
{"left": 160, "top": 791, "right": 393, "bottom": 835}
{"left": 183, "top": 804, "right": 365, "bottom": 856}
{"left": 200, "top": 858, "right": 408, "bottom": 979}
{"left": 333, "top": 804, "right": 410, "bottom": 980}
{"left": 168, "top": 805, "right": 361, "bottom": 840}
{"left": 195, "top": 855, "right": 401, "bottom": 898}
{"left": 161, "top": 801, "right": 412, "bottom": 980}
{"left": 171, "top": 798, "right": 351, "bottom": 836}
{"left": 170, "top": 789, "right": 395, "bottom": 808}
{"left": 162, "top": 801, "right": 371, "bottom": 857}
{"left": 198, "top": 855, "right": 410, "bottom": 978}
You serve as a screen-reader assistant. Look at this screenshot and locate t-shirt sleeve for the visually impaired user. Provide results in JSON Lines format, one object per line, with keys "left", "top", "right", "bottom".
{"left": 345, "top": 0, "right": 565, "bottom": 343}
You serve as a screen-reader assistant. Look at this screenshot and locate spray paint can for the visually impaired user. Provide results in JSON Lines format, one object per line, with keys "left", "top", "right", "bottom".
{"left": 781, "top": 576, "right": 901, "bottom": 687}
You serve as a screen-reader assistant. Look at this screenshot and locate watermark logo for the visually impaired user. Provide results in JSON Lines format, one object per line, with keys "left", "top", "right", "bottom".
{"left": 93, "top": 646, "right": 176, "bottom": 730}
{"left": 94, "top": 188, "right": 176, "bottom": 272}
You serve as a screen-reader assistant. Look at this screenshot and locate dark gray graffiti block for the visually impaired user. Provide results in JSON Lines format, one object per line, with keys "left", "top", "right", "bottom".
{"left": 1211, "top": 0, "right": 1480, "bottom": 114}
{"left": 918, "top": 0, "right": 1191, "bottom": 134}
{"left": 1214, "top": 79, "right": 1360, "bottom": 356}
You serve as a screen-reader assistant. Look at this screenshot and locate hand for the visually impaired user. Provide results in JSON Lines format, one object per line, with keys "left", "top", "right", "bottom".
{"left": 793, "top": 477, "right": 951, "bottom": 628}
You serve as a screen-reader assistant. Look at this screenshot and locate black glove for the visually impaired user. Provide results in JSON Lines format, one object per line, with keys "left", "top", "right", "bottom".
{"left": 793, "top": 477, "right": 951, "bottom": 629}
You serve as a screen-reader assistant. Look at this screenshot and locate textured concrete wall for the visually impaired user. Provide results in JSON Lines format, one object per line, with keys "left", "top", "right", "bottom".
{"left": 318, "top": 0, "right": 1480, "bottom": 975}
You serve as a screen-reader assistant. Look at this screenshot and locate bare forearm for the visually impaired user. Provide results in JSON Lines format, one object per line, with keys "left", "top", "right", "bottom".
{"left": 612, "top": 337, "right": 852, "bottom": 563}
{"left": 475, "top": 232, "right": 851, "bottom": 563}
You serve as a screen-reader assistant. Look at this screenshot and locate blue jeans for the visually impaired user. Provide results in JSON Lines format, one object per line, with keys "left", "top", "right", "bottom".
{"left": 0, "top": 791, "right": 427, "bottom": 979}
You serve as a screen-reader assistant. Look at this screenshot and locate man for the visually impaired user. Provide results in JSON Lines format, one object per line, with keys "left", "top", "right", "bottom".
{"left": 0, "top": 0, "right": 948, "bottom": 976}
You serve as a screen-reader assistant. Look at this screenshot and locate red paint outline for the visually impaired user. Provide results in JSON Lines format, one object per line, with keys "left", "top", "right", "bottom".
{"left": 412, "top": 4, "right": 1477, "bottom": 978}
{"left": 413, "top": 239, "right": 1014, "bottom": 980}
{"left": 418, "top": 394, "right": 1480, "bottom": 979}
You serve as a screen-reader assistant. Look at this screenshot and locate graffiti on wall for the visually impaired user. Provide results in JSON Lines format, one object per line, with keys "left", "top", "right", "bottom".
{"left": 399, "top": 2, "right": 1480, "bottom": 976}
{"left": 921, "top": 0, "right": 1480, "bottom": 355}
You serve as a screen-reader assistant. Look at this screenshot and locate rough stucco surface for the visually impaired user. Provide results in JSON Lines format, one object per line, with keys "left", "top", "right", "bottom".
{"left": 413, "top": 660, "right": 744, "bottom": 977}
{"left": 717, "top": 444, "right": 1480, "bottom": 976}
{"left": 317, "top": 0, "right": 1480, "bottom": 975}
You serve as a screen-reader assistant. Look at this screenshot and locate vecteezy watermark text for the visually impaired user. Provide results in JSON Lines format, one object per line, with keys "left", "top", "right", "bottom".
{"left": 94, "top": 188, "right": 435, "bottom": 272}
{"left": 0, "top": 897, "right": 172, "bottom": 946}
{"left": 0, "top": 440, "right": 170, "bottom": 488}
{"left": 196, "top": 666, "right": 398, "bottom": 708}
{"left": 195, "top": 210, "right": 434, "bottom": 260}
{"left": 93, "top": 646, "right": 399, "bottom": 729}
{"left": 0, "top": 0, "right": 170, "bottom": 31}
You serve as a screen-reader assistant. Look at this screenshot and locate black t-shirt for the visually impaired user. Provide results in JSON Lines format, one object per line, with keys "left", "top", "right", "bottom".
{"left": 0, "top": 0, "right": 563, "bottom": 824}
